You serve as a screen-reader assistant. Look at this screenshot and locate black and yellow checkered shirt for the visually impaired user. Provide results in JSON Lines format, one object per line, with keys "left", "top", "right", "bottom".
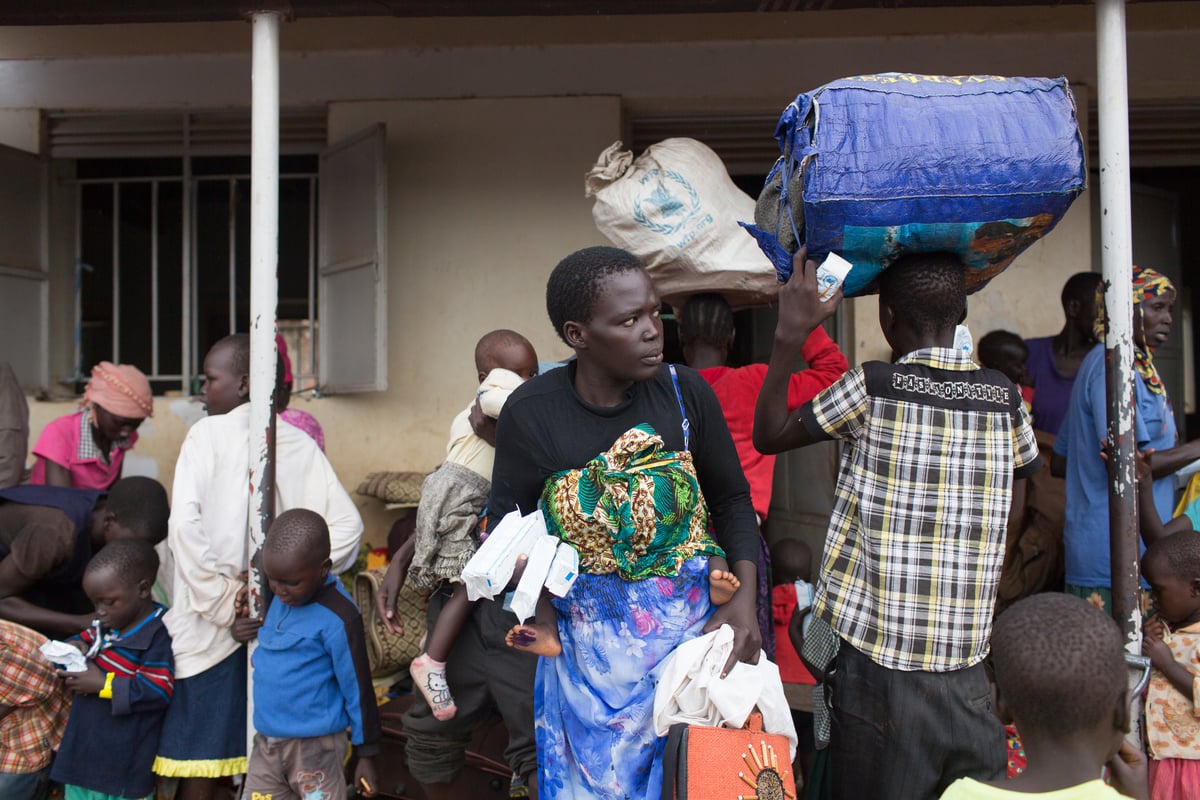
{"left": 801, "top": 347, "right": 1042, "bottom": 672}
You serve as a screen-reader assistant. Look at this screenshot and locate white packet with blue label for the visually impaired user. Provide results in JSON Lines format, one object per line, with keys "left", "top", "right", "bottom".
{"left": 816, "top": 253, "right": 852, "bottom": 302}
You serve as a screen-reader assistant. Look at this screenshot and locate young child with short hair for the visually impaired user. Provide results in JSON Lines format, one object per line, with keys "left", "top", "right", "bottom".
{"left": 1141, "top": 530, "right": 1200, "bottom": 798}
{"left": 51, "top": 538, "right": 174, "bottom": 800}
{"left": 236, "top": 509, "right": 380, "bottom": 800}
{"left": 754, "top": 249, "right": 1043, "bottom": 798}
{"left": 940, "top": 592, "right": 1147, "bottom": 799}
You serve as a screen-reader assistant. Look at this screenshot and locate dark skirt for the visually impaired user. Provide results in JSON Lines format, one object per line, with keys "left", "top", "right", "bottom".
{"left": 153, "top": 647, "right": 248, "bottom": 778}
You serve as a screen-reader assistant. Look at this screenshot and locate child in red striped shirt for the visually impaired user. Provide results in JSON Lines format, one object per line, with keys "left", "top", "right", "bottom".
{"left": 50, "top": 539, "right": 174, "bottom": 800}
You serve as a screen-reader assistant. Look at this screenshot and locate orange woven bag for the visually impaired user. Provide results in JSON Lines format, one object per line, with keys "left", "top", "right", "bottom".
{"left": 661, "top": 712, "right": 797, "bottom": 800}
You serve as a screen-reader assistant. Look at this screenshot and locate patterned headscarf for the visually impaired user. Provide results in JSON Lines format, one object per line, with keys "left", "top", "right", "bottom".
{"left": 1093, "top": 266, "right": 1176, "bottom": 396}
{"left": 83, "top": 362, "right": 154, "bottom": 418}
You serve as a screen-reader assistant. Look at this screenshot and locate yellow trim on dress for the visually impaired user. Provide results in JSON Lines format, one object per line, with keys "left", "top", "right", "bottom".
{"left": 152, "top": 755, "right": 248, "bottom": 777}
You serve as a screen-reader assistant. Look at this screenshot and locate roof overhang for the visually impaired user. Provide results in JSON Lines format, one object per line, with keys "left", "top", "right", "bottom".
{"left": 0, "top": 0, "right": 1153, "bottom": 27}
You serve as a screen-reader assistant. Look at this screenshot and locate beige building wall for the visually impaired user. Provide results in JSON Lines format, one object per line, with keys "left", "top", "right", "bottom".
{"left": 13, "top": 5, "right": 1200, "bottom": 542}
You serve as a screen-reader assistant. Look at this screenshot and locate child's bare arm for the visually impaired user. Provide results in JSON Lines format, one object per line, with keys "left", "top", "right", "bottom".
{"left": 376, "top": 536, "right": 416, "bottom": 635}
{"left": 1143, "top": 615, "right": 1195, "bottom": 697}
{"left": 1135, "top": 450, "right": 1193, "bottom": 544}
{"left": 789, "top": 605, "right": 826, "bottom": 681}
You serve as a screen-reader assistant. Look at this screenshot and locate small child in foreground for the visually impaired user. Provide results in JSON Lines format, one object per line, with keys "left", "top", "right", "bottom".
{"left": 1141, "top": 531, "right": 1200, "bottom": 798}
{"left": 236, "top": 509, "right": 380, "bottom": 799}
{"left": 940, "top": 593, "right": 1146, "bottom": 800}
{"left": 51, "top": 539, "right": 174, "bottom": 800}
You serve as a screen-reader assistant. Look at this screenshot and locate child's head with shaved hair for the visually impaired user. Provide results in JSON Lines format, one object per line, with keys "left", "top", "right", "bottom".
{"left": 262, "top": 509, "right": 332, "bottom": 607}
{"left": 979, "top": 592, "right": 1139, "bottom": 796}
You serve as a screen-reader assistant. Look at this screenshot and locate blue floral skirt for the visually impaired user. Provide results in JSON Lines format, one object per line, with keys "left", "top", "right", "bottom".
{"left": 535, "top": 556, "right": 713, "bottom": 799}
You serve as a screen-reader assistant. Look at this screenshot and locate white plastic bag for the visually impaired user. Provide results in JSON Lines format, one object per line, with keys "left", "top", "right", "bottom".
{"left": 460, "top": 509, "right": 544, "bottom": 602}
{"left": 509, "top": 533, "right": 560, "bottom": 623}
{"left": 544, "top": 542, "right": 580, "bottom": 598}
{"left": 586, "top": 139, "right": 779, "bottom": 310}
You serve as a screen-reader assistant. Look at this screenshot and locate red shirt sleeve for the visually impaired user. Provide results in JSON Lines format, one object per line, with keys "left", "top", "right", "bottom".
{"left": 786, "top": 326, "right": 849, "bottom": 410}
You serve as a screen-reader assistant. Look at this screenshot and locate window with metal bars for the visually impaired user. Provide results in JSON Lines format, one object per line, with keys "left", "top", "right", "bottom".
{"left": 72, "top": 155, "right": 319, "bottom": 395}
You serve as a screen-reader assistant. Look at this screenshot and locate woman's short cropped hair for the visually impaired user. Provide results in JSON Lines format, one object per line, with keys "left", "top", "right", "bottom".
{"left": 545, "top": 247, "right": 645, "bottom": 344}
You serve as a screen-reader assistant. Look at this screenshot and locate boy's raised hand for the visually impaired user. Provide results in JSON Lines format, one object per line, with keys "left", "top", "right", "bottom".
{"left": 775, "top": 247, "right": 843, "bottom": 349}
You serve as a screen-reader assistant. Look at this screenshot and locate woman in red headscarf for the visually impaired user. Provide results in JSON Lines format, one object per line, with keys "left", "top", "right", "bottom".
{"left": 29, "top": 362, "right": 153, "bottom": 490}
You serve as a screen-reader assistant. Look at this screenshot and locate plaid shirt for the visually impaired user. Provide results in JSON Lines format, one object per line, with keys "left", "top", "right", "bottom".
{"left": 0, "top": 621, "right": 70, "bottom": 773}
{"left": 800, "top": 348, "right": 1041, "bottom": 672}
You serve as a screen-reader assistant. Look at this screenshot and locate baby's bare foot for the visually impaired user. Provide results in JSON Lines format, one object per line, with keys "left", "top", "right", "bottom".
{"left": 709, "top": 570, "right": 741, "bottom": 605}
{"left": 505, "top": 623, "right": 562, "bottom": 657}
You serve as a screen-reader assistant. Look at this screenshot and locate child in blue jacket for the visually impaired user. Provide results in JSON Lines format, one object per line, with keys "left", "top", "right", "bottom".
{"left": 51, "top": 539, "right": 174, "bottom": 800}
{"left": 236, "top": 509, "right": 380, "bottom": 799}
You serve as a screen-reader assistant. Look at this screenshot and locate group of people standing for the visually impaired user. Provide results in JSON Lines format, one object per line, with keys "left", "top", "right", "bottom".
{"left": 2, "top": 241, "right": 1196, "bottom": 800}
{"left": 384, "top": 247, "right": 1198, "bottom": 800}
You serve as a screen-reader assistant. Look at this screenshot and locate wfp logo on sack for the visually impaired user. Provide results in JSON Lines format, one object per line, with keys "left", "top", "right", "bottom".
{"left": 632, "top": 169, "right": 705, "bottom": 240}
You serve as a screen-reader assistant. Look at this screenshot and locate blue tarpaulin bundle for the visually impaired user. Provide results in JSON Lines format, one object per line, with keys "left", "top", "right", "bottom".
{"left": 743, "top": 74, "right": 1087, "bottom": 296}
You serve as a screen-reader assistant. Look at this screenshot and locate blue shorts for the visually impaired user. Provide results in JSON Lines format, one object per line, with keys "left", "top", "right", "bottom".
{"left": 154, "top": 647, "right": 248, "bottom": 778}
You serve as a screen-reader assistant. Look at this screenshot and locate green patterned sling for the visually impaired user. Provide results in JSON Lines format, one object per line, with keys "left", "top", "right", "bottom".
{"left": 540, "top": 423, "right": 723, "bottom": 580}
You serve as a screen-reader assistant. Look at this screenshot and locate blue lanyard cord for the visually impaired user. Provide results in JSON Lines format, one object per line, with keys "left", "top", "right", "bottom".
{"left": 668, "top": 364, "right": 691, "bottom": 451}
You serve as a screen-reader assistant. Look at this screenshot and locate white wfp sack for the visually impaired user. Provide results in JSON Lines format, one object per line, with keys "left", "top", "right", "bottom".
{"left": 585, "top": 139, "right": 779, "bottom": 310}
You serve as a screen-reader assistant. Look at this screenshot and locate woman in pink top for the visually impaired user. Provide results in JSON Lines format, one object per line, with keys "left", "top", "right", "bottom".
{"left": 29, "top": 362, "right": 153, "bottom": 490}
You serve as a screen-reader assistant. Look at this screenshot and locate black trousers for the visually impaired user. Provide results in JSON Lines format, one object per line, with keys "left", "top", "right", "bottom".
{"left": 402, "top": 584, "right": 538, "bottom": 785}
{"left": 829, "top": 642, "right": 1005, "bottom": 800}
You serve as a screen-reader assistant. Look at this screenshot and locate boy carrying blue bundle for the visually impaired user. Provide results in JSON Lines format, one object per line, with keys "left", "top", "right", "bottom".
{"left": 754, "top": 248, "right": 1043, "bottom": 799}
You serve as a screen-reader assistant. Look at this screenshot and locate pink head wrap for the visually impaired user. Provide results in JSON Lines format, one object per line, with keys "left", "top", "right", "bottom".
{"left": 276, "top": 333, "right": 294, "bottom": 388}
{"left": 84, "top": 362, "right": 153, "bottom": 419}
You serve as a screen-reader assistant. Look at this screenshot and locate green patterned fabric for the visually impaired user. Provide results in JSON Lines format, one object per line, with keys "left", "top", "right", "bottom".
{"left": 540, "top": 423, "right": 723, "bottom": 580}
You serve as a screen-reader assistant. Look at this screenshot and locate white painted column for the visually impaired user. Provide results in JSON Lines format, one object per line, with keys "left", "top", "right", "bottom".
{"left": 246, "top": 7, "right": 282, "bottom": 767}
{"left": 1096, "top": 0, "right": 1139, "bottom": 644}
